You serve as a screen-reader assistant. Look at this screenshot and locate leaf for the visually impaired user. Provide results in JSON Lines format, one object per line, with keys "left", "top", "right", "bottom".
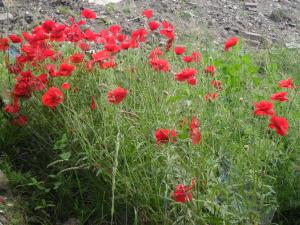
{"left": 59, "top": 152, "right": 71, "bottom": 161}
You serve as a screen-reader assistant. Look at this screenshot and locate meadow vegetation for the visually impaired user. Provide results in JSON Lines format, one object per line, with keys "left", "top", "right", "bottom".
{"left": 0, "top": 8, "right": 299, "bottom": 225}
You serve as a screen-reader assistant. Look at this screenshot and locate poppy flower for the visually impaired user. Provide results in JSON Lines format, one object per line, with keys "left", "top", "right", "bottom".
{"left": 278, "top": 78, "right": 295, "bottom": 89}
{"left": 224, "top": 37, "right": 239, "bottom": 51}
{"left": 155, "top": 128, "right": 177, "bottom": 144}
{"left": 171, "top": 178, "right": 196, "bottom": 203}
{"left": 0, "top": 38, "right": 9, "bottom": 51}
{"left": 4, "top": 96, "right": 19, "bottom": 114}
{"left": 148, "top": 21, "right": 160, "bottom": 31}
{"left": 109, "top": 25, "right": 122, "bottom": 35}
{"left": 42, "top": 87, "right": 64, "bottom": 109}
{"left": 92, "top": 50, "right": 110, "bottom": 62}
{"left": 61, "top": 82, "right": 71, "bottom": 90}
{"left": 143, "top": 9, "right": 153, "bottom": 19}
{"left": 270, "top": 92, "right": 288, "bottom": 102}
{"left": 189, "top": 116, "right": 201, "bottom": 144}
{"left": 254, "top": 100, "right": 275, "bottom": 116}
{"left": 148, "top": 47, "right": 163, "bottom": 59}
{"left": 205, "top": 65, "right": 215, "bottom": 76}
{"left": 174, "top": 46, "right": 185, "bottom": 55}
{"left": 211, "top": 80, "right": 222, "bottom": 90}
{"left": 182, "top": 52, "right": 201, "bottom": 63}
{"left": 176, "top": 68, "right": 197, "bottom": 82}
{"left": 56, "top": 63, "right": 75, "bottom": 77}
{"left": 269, "top": 115, "right": 288, "bottom": 136}
{"left": 42, "top": 20, "right": 56, "bottom": 33}
{"left": 149, "top": 58, "right": 170, "bottom": 72}
{"left": 107, "top": 87, "right": 128, "bottom": 105}
{"left": 182, "top": 55, "right": 193, "bottom": 63}
{"left": 9, "top": 34, "right": 22, "bottom": 43}
{"left": 11, "top": 115, "right": 27, "bottom": 126}
{"left": 81, "top": 8, "right": 96, "bottom": 19}
{"left": 91, "top": 96, "right": 96, "bottom": 111}
{"left": 187, "top": 77, "right": 197, "bottom": 86}
{"left": 70, "top": 53, "right": 84, "bottom": 64}
{"left": 204, "top": 93, "right": 218, "bottom": 101}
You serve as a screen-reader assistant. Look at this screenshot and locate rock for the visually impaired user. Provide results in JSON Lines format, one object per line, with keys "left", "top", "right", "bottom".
{"left": 0, "top": 12, "right": 13, "bottom": 22}
{"left": 62, "top": 218, "right": 80, "bottom": 225}
{"left": 240, "top": 31, "right": 264, "bottom": 42}
{"left": 0, "top": 171, "right": 9, "bottom": 192}
{"left": 269, "top": 9, "right": 291, "bottom": 22}
{"left": 24, "top": 12, "right": 33, "bottom": 24}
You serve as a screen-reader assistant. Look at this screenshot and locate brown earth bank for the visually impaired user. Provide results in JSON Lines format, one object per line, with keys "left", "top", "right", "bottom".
{"left": 0, "top": 0, "right": 299, "bottom": 48}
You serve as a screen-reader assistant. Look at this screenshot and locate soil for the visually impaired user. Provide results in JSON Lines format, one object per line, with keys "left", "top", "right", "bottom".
{"left": 0, "top": 0, "right": 299, "bottom": 48}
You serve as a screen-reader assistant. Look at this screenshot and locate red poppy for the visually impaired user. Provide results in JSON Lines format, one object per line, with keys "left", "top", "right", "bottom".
{"left": 189, "top": 116, "right": 201, "bottom": 144}
{"left": 205, "top": 65, "right": 215, "bottom": 75}
{"left": 91, "top": 96, "right": 96, "bottom": 111}
{"left": 61, "top": 82, "right": 71, "bottom": 90}
{"left": 0, "top": 38, "right": 9, "bottom": 51}
{"left": 78, "top": 42, "right": 91, "bottom": 51}
{"left": 254, "top": 100, "right": 275, "bottom": 116}
{"left": 148, "top": 21, "right": 160, "bottom": 31}
{"left": 176, "top": 68, "right": 197, "bottom": 82}
{"left": 149, "top": 58, "right": 170, "bottom": 72}
{"left": 270, "top": 92, "right": 288, "bottom": 102}
{"left": 174, "top": 46, "right": 185, "bottom": 55}
{"left": 42, "top": 20, "right": 56, "bottom": 33}
{"left": 107, "top": 86, "right": 128, "bottom": 105}
{"left": 278, "top": 78, "right": 295, "bottom": 89}
{"left": 182, "top": 55, "right": 193, "bottom": 63}
{"left": 12, "top": 115, "right": 27, "bottom": 126}
{"left": 155, "top": 128, "right": 177, "bottom": 144}
{"left": 143, "top": 9, "right": 153, "bottom": 19}
{"left": 182, "top": 52, "right": 201, "bottom": 63}
{"left": 172, "top": 178, "right": 196, "bottom": 203}
{"left": 70, "top": 53, "right": 84, "bottom": 64}
{"left": 109, "top": 25, "right": 122, "bottom": 35}
{"left": 92, "top": 50, "right": 110, "bottom": 62}
{"left": 187, "top": 77, "right": 197, "bottom": 86}
{"left": 211, "top": 80, "right": 222, "bottom": 90}
{"left": 4, "top": 96, "right": 19, "bottom": 114}
{"left": 84, "top": 29, "right": 97, "bottom": 41}
{"left": 224, "top": 37, "right": 239, "bottom": 51}
{"left": 81, "top": 8, "right": 96, "bottom": 19}
{"left": 42, "top": 87, "right": 64, "bottom": 109}
{"left": 204, "top": 93, "right": 218, "bottom": 101}
{"left": 56, "top": 63, "right": 75, "bottom": 77}
{"left": 269, "top": 115, "right": 288, "bottom": 136}
{"left": 148, "top": 47, "right": 163, "bottom": 59}
{"left": 9, "top": 34, "right": 22, "bottom": 43}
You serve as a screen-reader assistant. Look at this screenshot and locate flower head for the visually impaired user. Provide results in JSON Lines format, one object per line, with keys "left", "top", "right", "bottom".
{"left": 81, "top": 9, "right": 96, "bottom": 19}
{"left": 224, "top": 37, "right": 239, "bottom": 51}
{"left": 172, "top": 178, "right": 196, "bottom": 203}
{"left": 254, "top": 100, "right": 275, "bottom": 116}
{"left": 270, "top": 92, "right": 288, "bottom": 102}
{"left": 42, "top": 87, "right": 64, "bottom": 109}
{"left": 278, "top": 78, "right": 295, "bottom": 89}
{"left": 107, "top": 87, "right": 128, "bottom": 105}
{"left": 269, "top": 115, "right": 288, "bottom": 136}
{"left": 155, "top": 128, "right": 177, "bottom": 144}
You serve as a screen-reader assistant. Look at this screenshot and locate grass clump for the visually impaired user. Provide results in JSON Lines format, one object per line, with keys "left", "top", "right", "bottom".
{"left": 0, "top": 8, "right": 299, "bottom": 225}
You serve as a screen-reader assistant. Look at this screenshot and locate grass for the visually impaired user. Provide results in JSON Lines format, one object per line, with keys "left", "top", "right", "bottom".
{"left": 0, "top": 15, "right": 300, "bottom": 225}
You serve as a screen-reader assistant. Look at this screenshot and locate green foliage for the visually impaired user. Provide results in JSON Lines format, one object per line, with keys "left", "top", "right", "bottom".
{"left": 0, "top": 43, "right": 299, "bottom": 225}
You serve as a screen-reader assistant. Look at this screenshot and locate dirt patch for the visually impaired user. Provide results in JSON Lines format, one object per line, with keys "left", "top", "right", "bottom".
{"left": 0, "top": 0, "right": 299, "bottom": 47}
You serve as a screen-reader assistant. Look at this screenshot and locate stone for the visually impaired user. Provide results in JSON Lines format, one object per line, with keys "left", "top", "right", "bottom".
{"left": 88, "top": 0, "right": 123, "bottom": 5}
{"left": 0, "top": 12, "right": 13, "bottom": 22}
{"left": 24, "top": 12, "right": 33, "bottom": 24}
{"left": 269, "top": 9, "right": 291, "bottom": 22}
{"left": 0, "top": 171, "right": 9, "bottom": 192}
{"left": 240, "top": 31, "right": 263, "bottom": 42}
